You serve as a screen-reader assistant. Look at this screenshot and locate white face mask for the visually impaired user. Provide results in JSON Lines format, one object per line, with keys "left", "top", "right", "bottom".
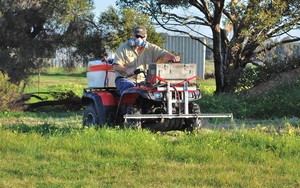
{"left": 134, "top": 38, "right": 144, "bottom": 46}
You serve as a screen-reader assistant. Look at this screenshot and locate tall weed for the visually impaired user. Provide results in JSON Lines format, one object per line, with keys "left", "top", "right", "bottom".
{"left": 0, "top": 72, "right": 22, "bottom": 111}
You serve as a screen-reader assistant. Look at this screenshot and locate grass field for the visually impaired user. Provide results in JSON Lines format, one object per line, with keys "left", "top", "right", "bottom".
{"left": 1, "top": 66, "right": 300, "bottom": 187}
{"left": 24, "top": 67, "right": 87, "bottom": 96}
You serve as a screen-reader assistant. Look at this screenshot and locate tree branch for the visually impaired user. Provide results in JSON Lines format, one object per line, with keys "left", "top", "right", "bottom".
{"left": 152, "top": 15, "right": 212, "bottom": 50}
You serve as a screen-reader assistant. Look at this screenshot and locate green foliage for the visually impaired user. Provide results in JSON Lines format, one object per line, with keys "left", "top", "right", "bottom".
{"left": 0, "top": 72, "right": 22, "bottom": 112}
{"left": 99, "top": 7, "right": 164, "bottom": 51}
{"left": 63, "top": 0, "right": 94, "bottom": 23}
{"left": 49, "top": 83, "right": 84, "bottom": 99}
{"left": 199, "top": 58, "right": 300, "bottom": 119}
{"left": 232, "top": 57, "right": 300, "bottom": 92}
{"left": 0, "top": 0, "right": 94, "bottom": 85}
{"left": 74, "top": 31, "right": 106, "bottom": 60}
{"left": 199, "top": 76, "right": 300, "bottom": 119}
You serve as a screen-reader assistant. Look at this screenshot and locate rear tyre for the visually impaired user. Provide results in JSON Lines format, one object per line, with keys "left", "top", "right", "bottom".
{"left": 83, "top": 103, "right": 99, "bottom": 127}
{"left": 184, "top": 103, "right": 202, "bottom": 132}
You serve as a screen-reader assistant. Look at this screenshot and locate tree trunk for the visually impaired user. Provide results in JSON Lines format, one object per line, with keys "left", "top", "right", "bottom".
{"left": 212, "top": 27, "right": 224, "bottom": 95}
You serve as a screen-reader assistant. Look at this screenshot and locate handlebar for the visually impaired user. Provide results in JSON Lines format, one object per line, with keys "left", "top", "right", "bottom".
{"left": 133, "top": 68, "right": 143, "bottom": 75}
{"left": 132, "top": 68, "right": 146, "bottom": 78}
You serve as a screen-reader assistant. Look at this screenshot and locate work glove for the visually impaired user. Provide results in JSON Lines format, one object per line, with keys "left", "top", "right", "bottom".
{"left": 134, "top": 68, "right": 142, "bottom": 75}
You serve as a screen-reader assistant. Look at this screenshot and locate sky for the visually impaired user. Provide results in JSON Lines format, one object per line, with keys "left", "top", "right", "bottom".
{"left": 93, "top": 0, "right": 116, "bottom": 16}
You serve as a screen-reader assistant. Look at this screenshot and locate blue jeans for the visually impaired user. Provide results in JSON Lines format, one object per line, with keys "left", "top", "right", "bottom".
{"left": 115, "top": 77, "right": 135, "bottom": 94}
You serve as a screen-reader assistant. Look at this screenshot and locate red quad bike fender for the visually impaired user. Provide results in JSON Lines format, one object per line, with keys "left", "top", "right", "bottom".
{"left": 82, "top": 91, "right": 118, "bottom": 124}
{"left": 119, "top": 86, "right": 154, "bottom": 105}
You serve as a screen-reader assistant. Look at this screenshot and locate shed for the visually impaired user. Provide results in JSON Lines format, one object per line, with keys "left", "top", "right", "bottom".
{"left": 162, "top": 35, "right": 206, "bottom": 79}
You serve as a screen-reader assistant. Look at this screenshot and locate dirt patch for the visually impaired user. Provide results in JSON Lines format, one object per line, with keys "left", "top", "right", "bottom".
{"left": 245, "top": 67, "right": 300, "bottom": 96}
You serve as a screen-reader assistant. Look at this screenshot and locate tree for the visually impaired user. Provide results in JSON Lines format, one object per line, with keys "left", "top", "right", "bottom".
{"left": 98, "top": 6, "right": 164, "bottom": 52}
{"left": 0, "top": 0, "right": 95, "bottom": 86}
{"left": 117, "top": 0, "right": 300, "bottom": 94}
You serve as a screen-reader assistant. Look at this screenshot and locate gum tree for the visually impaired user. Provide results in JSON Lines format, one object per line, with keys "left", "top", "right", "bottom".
{"left": 117, "top": 0, "right": 300, "bottom": 94}
{"left": 98, "top": 6, "right": 164, "bottom": 51}
{"left": 0, "top": 0, "right": 94, "bottom": 85}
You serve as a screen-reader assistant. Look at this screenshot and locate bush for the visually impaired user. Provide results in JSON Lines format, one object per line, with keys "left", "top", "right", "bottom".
{"left": 198, "top": 79, "right": 300, "bottom": 119}
{"left": 233, "top": 56, "right": 300, "bottom": 92}
{"left": 0, "top": 72, "right": 22, "bottom": 111}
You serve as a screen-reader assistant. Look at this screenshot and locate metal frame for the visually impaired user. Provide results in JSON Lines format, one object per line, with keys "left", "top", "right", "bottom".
{"left": 124, "top": 82, "right": 233, "bottom": 122}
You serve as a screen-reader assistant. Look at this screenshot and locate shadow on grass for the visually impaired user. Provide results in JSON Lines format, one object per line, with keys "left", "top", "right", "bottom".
{"left": 30, "top": 72, "right": 86, "bottom": 78}
{"left": 24, "top": 104, "right": 83, "bottom": 116}
{"left": 2, "top": 123, "right": 81, "bottom": 136}
{"left": 0, "top": 107, "right": 84, "bottom": 136}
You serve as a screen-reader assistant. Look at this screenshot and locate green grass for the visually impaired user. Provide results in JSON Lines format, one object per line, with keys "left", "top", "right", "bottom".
{"left": 23, "top": 67, "right": 87, "bottom": 103}
{"left": 205, "top": 60, "right": 214, "bottom": 74}
{"left": 0, "top": 112, "right": 299, "bottom": 187}
{"left": 1, "top": 67, "right": 300, "bottom": 187}
{"left": 24, "top": 67, "right": 87, "bottom": 94}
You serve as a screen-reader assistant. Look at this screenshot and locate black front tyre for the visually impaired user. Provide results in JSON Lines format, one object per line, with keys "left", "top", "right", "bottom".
{"left": 184, "top": 103, "right": 202, "bottom": 132}
{"left": 83, "top": 104, "right": 99, "bottom": 127}
{"left": 125, "top": 105, "right": 142, "bottom": 129}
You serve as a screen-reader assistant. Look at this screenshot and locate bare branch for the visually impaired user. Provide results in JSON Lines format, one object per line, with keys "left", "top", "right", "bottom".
{"left": 190, "top": 0, "right": 213, "bottom": 23}
{"left": 152, "top": 15, "right": 212, "bottom": 50}
{"left": 255, "top": 37, "right": 300, "bottom": 55}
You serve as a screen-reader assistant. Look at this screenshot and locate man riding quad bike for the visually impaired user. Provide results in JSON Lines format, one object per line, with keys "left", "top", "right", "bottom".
{"left": 82, "top": 63, "right": 202, "bottom": 132}
{"left": 82, "top": 26, "right": 232, "bottom": 131}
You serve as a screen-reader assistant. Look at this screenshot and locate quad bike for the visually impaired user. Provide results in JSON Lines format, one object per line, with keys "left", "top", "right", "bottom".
{"left": 82, "top": 63, "right": 232, "bottom": 132}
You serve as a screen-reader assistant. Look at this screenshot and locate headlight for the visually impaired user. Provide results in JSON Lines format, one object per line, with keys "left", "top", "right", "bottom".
{"left": 153, "top": 92, "right": 163, "bottom": 100}
{"left": 188, "top": 89, "right": 202, "bottom": 99}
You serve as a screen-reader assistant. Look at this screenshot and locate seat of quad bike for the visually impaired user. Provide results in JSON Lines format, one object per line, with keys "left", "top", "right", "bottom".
{"left": 109, "top": 89, "right": 121, "bottom": 98}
